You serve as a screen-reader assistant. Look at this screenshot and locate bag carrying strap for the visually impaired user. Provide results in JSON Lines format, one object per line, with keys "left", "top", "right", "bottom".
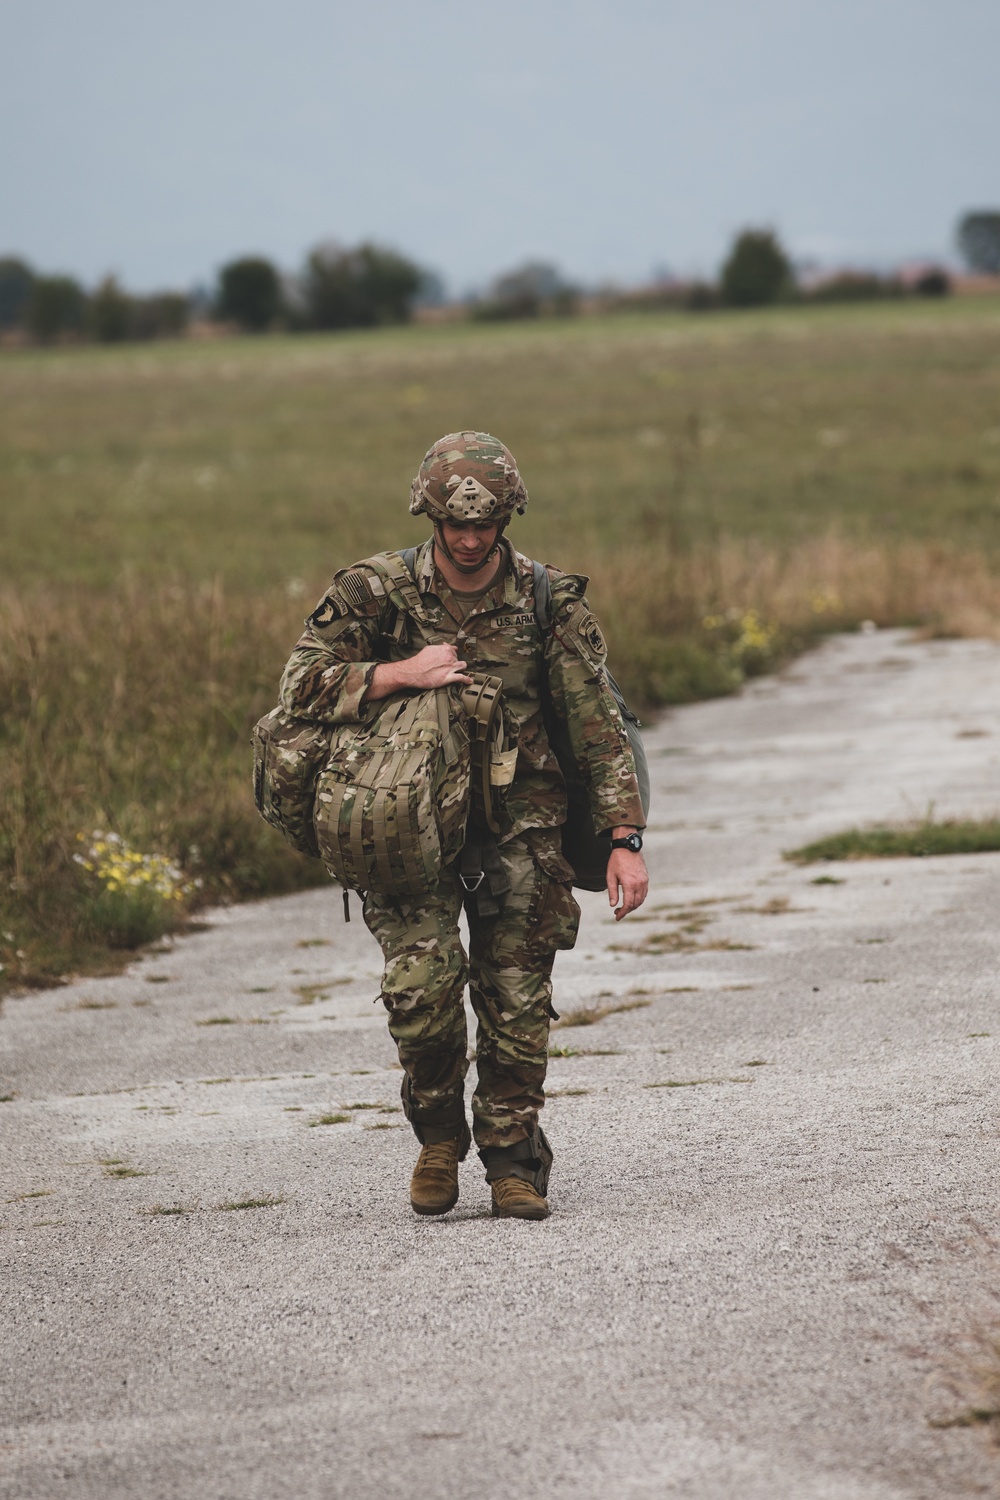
{"left": 458, "top": 673, "right": 506, "bottom": 834}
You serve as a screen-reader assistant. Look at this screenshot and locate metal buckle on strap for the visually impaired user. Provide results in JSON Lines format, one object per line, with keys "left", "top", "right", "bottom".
{"left": 459, "top": 871, "right": 486, "bottom": 892}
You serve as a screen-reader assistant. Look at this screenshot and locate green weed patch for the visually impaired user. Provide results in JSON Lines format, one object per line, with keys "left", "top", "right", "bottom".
{"left": 786, "top": 817, "right": 1000, "bottom": 863}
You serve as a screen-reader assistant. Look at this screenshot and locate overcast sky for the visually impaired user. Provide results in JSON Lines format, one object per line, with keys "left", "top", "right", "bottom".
{"left": 2, "top": 0, "right": 998, "bottom": 293}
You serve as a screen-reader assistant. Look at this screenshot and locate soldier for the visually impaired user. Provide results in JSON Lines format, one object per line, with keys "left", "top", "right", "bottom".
{"left": 280, "top": 432, "right": 647, "bottom": 1220}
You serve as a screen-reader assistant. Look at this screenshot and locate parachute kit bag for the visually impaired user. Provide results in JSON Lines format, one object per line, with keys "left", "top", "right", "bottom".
{"left": 252, "top": 675, "right": 514, "bottom": 901}
{"left": 313, "top": 672, "right": 515, "bottom": 900}
{"left": 313, "top": 683, "right": 468, "bottom": 899}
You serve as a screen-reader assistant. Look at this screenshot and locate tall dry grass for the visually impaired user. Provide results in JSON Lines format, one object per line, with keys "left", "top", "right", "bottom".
{"left": 4, "top": 532, "right": 999, "bottom": 990}
{"left": 0, "top": 577, "right": 325, "bottom": 989}
{"left": 593, "top": 532, "right": 1000, "bottom": 704}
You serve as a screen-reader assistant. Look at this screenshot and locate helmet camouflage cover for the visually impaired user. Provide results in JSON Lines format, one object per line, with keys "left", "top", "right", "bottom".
{"left": 409, "top": 431, "right": 529, "bottom": 524}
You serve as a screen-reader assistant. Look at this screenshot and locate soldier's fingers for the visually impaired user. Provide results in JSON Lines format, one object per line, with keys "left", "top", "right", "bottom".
{"left": 615, "top": 877, "right": 647, "bottom": 919}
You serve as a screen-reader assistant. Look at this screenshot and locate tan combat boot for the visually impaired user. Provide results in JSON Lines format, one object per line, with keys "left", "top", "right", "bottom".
{"left": 410, "top": 1137, "right": 464, "bottom": 1216}
{"left": 491, "top": 1176, "right": 550, "bottom": 1221}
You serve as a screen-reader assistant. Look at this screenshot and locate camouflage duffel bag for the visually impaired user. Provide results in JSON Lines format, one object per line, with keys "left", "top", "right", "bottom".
{"left": 314, "top": 681, "right": 487, "bottom": 898}
{"left": 253, "top": 674, "right": 514, "bottom": 897}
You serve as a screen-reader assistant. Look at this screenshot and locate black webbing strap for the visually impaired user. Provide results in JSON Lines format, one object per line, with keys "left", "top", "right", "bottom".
{"left": 532, "top": 559, "right": 552, "bottom": 632}
{"left": 458, "top": 831, "right": 511, "bottom": 919}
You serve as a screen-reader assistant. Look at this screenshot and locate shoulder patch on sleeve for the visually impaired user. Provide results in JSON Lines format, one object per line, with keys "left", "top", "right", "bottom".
{"left": 578, "top": 611, "right": 607, "bottom": 660}
{"left": 308, "top": 593, "right": 344, "bottom": 629}
{"left": 328, "top": 566, "right": 382, "bottom": 617}
{"left": 549, "top": 572, "right": 608, "bottom": 666}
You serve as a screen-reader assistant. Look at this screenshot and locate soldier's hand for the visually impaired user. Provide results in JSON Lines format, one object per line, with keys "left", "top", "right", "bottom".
{"left": 366, "top": 644, "right": 473, "bottom": 703}
{"left": 607, "top": 850, "right": 648, "bottom": 921}
{"left": 402, "top": 643, "right": 474, "bottom": 690}
{"left": 407, "top": 645, "right": 473, "bottom": 690}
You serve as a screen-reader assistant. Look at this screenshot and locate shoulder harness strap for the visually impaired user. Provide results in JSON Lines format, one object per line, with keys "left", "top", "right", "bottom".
{"left": 365, "top": 549, "right": 424, "bottom": 617}
{"left": 362, "top": 548, "right": 432, "bottom": 644}
{"left": 532, "top": 560, "right": 553, "bottom": 635}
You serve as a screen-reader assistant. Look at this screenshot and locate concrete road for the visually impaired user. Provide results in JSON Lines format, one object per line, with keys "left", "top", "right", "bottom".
{"left": 3, "top": 629, "right": 1000, "bottom": 1499}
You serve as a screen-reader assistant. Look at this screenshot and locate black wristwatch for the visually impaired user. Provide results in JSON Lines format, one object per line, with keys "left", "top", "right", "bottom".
{"left": 610, "top": 831, "right": 643, "bottom": 853}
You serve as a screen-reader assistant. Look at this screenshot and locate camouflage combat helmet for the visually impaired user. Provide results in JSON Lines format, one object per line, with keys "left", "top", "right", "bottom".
{"left": 409, "top": 431, "right": 528, "bottom": 524}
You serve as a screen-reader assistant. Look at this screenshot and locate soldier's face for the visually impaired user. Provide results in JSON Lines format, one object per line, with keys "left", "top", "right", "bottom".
{"left": 438, "top": 519, "right": 501, "bottom": 568}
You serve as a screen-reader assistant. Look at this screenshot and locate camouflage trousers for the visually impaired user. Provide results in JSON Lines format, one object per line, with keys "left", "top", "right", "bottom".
{"left": 363, "top": 829, "right": 580, "bottom": 1150}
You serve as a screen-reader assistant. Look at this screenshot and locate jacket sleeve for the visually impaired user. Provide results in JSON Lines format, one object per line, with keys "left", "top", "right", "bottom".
{"left": 545, "top": 572, "right": 646, "bottom": 835}
{"left": 278, "top": 566, "right": 388, "bottom": 725}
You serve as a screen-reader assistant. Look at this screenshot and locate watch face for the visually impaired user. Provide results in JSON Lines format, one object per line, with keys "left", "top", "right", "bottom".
{"left": 626, "top": 833, "right": 643, "bottom": 852}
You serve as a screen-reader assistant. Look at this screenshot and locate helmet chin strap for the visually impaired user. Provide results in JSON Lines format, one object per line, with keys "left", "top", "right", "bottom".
{"left": 433, "top": 520, "right": 508, "bottom": 576}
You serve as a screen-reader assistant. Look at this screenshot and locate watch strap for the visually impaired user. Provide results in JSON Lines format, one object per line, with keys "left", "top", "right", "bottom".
{"left": 610, "top": 833, "right": 643, "bottom": 852}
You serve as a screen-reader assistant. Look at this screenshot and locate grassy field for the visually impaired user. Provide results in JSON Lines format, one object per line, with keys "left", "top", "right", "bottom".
{"left": 3, "top": 296, "right": 1000, "bottom": 989}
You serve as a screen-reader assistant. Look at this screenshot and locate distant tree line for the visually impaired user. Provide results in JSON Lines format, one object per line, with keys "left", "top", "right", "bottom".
{"left": 478, "top": 215, "right": 1000, "bottom": 322}
{"left": 461, "top": 225, "right": 969, "bottom": 325}
{"left": 0, "top": 258, "right": 190, "bottom": 344}
{"left": 0, "top": 240, "right": 432, "bottom": 344}
{"left": 613, "top": 228, "right": 955, "bottom": 317}
{"left": 2, "top": 211, "right": 997, "bottom": 345}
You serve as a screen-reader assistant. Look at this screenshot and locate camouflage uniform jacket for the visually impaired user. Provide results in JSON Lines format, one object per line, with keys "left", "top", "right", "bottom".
{"left": 279, "top": 537, "right": 644, "bottom": 844}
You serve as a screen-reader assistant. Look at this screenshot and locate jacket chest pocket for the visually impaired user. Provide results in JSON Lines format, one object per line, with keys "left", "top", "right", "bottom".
{"left": 467, "top": 620, "right": 542, "bottom": 695}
